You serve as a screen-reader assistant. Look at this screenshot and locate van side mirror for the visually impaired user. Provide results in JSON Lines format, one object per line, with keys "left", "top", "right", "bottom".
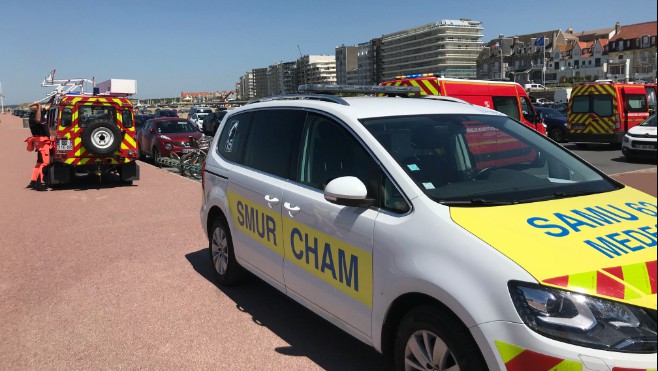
{"left": 324, "top": 176, "right": 375, "bottom": 207}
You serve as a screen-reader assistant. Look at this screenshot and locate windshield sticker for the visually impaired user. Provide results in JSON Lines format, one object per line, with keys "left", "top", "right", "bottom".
{"left": 407, "top": 164, "right": 420, "bottom": 171}
{"left": 423, "top": 182, "right": 435, "bottom": 190}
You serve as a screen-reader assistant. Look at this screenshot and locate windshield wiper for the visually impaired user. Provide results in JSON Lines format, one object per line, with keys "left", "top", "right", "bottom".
{"left": 439, "top": 198, "right": 516, "bottom": 206}
{"left": 511, "top": 190, "right": 603, "bottom": 204}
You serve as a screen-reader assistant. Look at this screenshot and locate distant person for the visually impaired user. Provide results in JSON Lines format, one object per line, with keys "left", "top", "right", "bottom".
{"left": 25, "top": 101, "right": 52, "bottom": 191}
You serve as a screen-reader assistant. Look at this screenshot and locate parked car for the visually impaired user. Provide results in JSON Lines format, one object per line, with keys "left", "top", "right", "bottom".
{"left": 188, "top": 112, "right": 210, "bottom": 131}
{"left": 622, "top": 113, "right": 657, "bottom": 161}
{"left": 134, "top": 114, "right": 154, "bottom": 131}
{"left": 535, "top": 106, "right": 568, "bottom": 142}
{"left": 201, "top": 109, "right": 228, "bottom": 135}
{"left": 13, "top": 109, "right": 30, "bottom": 118}
{"left": 533, "top": 97, "right": 553, "bottom": 105}
{"left": 188, "top": 106, "right": 213, "bottom": 117}
{"left": 136, "top": 118, "right": 202, "bottom": 164}
{"left": 544, "top": 102, "right": 568, "bottom": 115}
{"left": 154, "top": 109, "right": 178, "bottom": 118}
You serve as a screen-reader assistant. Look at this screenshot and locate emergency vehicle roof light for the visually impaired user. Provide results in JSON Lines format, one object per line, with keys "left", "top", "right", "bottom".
{"left": 298, "top": 84, "right": 420, "bottom": 95}
{"left": 395, "top": 73, "right": 441, "bottom": 80}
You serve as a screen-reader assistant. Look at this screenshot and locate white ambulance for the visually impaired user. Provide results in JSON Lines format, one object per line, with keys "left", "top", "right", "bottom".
{"left": 200, "top": 85, "right": 657, "bottom": 370}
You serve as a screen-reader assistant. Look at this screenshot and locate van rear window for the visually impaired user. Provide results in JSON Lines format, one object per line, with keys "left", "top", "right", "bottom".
{"left": 571, "top": 95, "right": 613, "bottom": 116}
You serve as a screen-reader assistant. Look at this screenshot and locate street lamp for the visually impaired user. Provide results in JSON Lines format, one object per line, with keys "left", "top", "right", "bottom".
{"left": 499, "top": 34, "right": 505, "bottom": 79}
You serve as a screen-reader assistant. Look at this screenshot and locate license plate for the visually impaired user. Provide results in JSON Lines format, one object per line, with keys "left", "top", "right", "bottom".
{"left": 57, "top": 139, "right": 73, "bottom": 151}
{"left": 570, "top": 125, "right": 586, "bottom": 130}
{"left": 636, "top": 144, "right": 656, "bottom": 150}
{"left": 181, "top": 149, "right": 195, "bottom": 153}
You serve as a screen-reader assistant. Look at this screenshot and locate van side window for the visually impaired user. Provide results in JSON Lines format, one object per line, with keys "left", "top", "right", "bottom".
{"left": 217, "top": 112, "right": 252, "bottom": 164}
{"left": 625, "top": 94, "right": 647, "bottom": 112}
{"left": 298, "top": 113, "right": 379, "bottom": 199}
{"left": 492, "top": 96, "right": 520, "bottom": 120}
{"left": 122, "top": 110, "right": 133, "bottom": 128}
{"left": 242, "top": 109, "right": 305, "bottom": 179}
{"left": 61, "top": 108, "right": 72, "bottom": 127}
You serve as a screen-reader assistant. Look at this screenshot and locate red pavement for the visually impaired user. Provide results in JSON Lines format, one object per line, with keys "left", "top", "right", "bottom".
{"left": 0, "top": 112, "right": 655, "bottom": 370}
{"left": 0, "top": 113, "right": 384, "bottom": 370}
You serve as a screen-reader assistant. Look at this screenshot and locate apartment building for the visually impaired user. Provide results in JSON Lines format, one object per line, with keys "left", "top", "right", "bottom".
{"left": 477, "top": 21, "right": 656, "bottom": 85}
{"left": 381, "top": 19, "right": 484, "bottom": 80}
{"left": 238, "top": 71, "right": 254, "bottom": 100}
{"left": 606, "top": 21, "right": 657, "bottom": 82}
{"left": 336, "top": 45, "right": 359, "bottom": 85}
{"left": 267, "top": 61, "right": 297, "bottom": 96}
{"left": 296, "top": 55, "right": 337, "bottom": 85}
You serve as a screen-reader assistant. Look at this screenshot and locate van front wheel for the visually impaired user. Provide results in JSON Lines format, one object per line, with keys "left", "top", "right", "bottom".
{"left": 394, "top": 305, "right": 487, "bottom": 371}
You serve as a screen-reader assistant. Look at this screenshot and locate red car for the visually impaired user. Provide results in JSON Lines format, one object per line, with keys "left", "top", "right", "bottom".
{"left": 136, "top": 117, "right": 202, "bottom": 164}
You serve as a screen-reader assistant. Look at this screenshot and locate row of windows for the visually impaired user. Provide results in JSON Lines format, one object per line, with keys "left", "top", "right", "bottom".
{"left": 217, "top": 109, "right": 409, "bottom": 213}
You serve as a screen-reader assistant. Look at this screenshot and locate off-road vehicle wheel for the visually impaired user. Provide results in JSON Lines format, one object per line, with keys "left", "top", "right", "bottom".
{"left": 81, "top": 120, "right": 122, "bottom": 156}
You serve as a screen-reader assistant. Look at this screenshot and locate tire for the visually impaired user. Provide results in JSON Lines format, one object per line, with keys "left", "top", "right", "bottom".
{"left": 137, "top": 141, "right": 146, "bottom": 161}
{"left": 394, "top": 305, "right": 487, "bottom": 371}
{"left": 209, "top": 216, "right": 246, "bottom": 286}
{"left": 81, "top": 120, "right": 122, "bottom": 156}
{"left": 153, "top": 147, "right": 161, "bottom": 167}
{"left": 548, "top": 127, "right": 565, "bottom": 143}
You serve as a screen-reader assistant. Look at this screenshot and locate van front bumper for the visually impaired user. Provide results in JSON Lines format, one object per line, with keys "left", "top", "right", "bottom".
{"left": 476, "top": 321, "right": 656, "bottom": 371}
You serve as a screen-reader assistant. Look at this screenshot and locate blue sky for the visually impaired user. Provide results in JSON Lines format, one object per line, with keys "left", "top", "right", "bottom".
{"left": 1, "top": 0, "right": 656, "bottom": 104}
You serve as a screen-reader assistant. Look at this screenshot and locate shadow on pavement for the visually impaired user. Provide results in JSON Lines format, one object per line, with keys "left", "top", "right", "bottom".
{"left": 185, "top": 248, "right": 387, "bottom": 371}
{"left": 46, "top": 173, "right": 136, "bottom": 191}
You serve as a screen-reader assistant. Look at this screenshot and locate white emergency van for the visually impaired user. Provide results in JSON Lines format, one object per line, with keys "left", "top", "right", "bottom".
{"left": 200, "top": 85, "right": 657, "bottom": 370}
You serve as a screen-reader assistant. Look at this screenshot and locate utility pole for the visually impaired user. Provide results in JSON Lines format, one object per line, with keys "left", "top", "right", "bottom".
{"left": 0, "top": 82, "right": 4, "bottom": 114}
{"left": 542, "top": 35, "right": 547, "bottom": 86}
{"left": 499, "top": 34, "right": 505, "bottom": 79}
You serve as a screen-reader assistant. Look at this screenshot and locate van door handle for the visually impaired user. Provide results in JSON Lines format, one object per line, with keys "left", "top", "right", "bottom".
{"left": 284, "top": 202, "right": 301, "bottom": 217}
{"left": 264, "top": 195, "right": 280, "bottom": 206}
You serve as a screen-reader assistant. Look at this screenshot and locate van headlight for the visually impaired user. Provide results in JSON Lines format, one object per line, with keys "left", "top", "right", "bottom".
{"left": 508, "top": 281, "right": 657, "bottom": 353}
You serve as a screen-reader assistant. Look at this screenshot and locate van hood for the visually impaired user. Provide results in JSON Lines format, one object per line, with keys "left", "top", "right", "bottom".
{"left": 628, "top": 125, "right": 657, "bottom": 136}
{"left": 450, "top": 187, "right": 657, "bottom": 309}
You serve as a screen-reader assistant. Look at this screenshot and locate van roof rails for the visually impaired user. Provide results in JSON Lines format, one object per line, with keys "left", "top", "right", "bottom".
{"left": 298, "top": 84, "right": 420, "bottom": 96}
{"left": 247, "top": 94, "right": 351, "bottom": 106}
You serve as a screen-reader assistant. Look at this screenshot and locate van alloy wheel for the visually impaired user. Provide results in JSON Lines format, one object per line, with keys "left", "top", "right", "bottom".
{"left": 211, "top": 226, "right": 229, "bottom": 275}
{"left": 404, "top": 330, "right": 458, "bottom": 371}
{"left": 208, "top": 217, "right": 246, "bottom": 286}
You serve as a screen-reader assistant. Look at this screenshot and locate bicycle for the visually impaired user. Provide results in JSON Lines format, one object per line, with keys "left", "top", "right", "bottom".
{"left": 169, "top": 136, "right": 210, "bottom": 179}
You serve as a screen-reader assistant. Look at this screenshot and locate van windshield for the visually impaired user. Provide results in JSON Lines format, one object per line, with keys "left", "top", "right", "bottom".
{"left": 362, "top": 114, "right": 618, "bottom": 205}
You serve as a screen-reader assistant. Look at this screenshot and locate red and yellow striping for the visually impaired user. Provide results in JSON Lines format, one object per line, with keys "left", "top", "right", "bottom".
{"left": 55, "top": 96, "right": 136, "bottom": 164}
{"left": 568, "top": 84, "right": 619, "bottom": 135}
{"left": 495, "top": 341, "right": 581, "bottom": 370}
{"left": 495, "top": 341, "right": 657, "bottom": 371}
{"left": 542, "top": 260, "right": 657, "bottom": 302}
{"left": 381, "top": 78, "right": 440, "bottom": 96}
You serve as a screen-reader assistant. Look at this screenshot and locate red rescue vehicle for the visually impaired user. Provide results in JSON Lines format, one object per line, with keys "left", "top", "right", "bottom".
{"left": 39, "top": 70, "right": 140, "bottom": 185}
{"left": 567, "top": 81, "right": 653, "bottom": 145}
{"left": 380, "top": 74, "right": 546, "bottom": 135}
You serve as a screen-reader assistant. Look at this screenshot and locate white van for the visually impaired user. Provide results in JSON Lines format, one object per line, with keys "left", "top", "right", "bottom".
{"left": 200, "top": 85, "right": 657, "bottom": 370}
{"left": 524, "top": 83, "right": 546, "bottom": 90}
{"left": 553, "top": 88, "right": 572, "bottom": 104}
